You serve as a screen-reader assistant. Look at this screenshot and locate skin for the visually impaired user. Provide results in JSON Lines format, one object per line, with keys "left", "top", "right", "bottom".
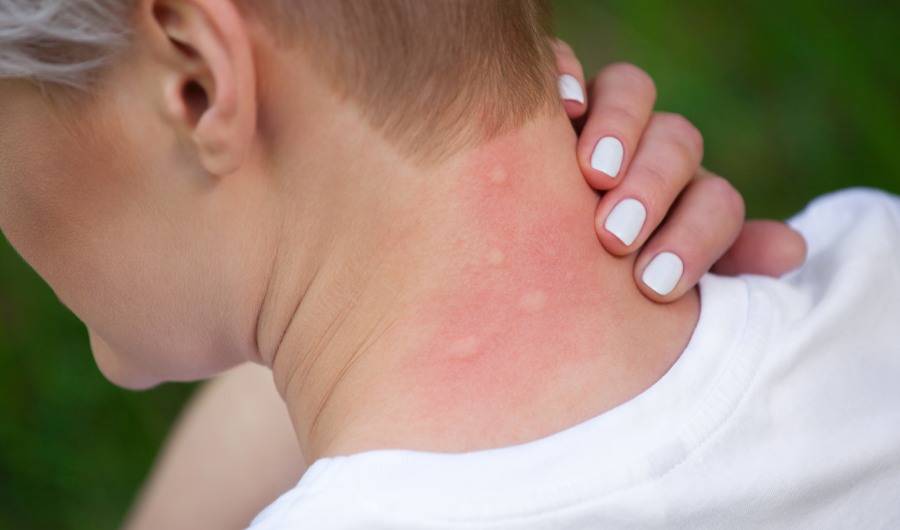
{"left": 554, "top": 51, "right": 805, "bottom": 295}
{"left": 125, "top": 363, "right": 303, "bottom": 530}
{"left": 0, "top": 0, "right": 807, "bottom": 527}
{"left": 0, "top": 72, "right": 268, "bottom": 389}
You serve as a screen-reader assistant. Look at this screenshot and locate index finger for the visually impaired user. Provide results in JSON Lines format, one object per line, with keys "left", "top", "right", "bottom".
{"left": 551, "top": 39, "right": 587, "bottom": 120}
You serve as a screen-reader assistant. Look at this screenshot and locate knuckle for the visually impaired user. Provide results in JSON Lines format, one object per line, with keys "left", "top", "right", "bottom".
{"left": 687, "top": 212, "right": 727, "bottom": 254}
{"left": 704, "top": 176, "right": 746, "bottom": 219}
{"left": 698, "top": 175, "right": 746, "bottom": 225}
{"left": 634, "top": 164, "right": 671, "bottom": 211}
{"left": 654, "top": 112, "right": 704, "bottom": 159}
{"left": 602, "top": 104, "right": 645, "bottom": 132}
{"left": 551, "top": 38, "right": 575, "bottom": 55}
{"left": 606, "top": 62, "right": 657, "bottom": 101}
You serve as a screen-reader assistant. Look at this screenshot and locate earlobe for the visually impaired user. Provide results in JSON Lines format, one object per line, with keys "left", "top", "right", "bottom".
{"left": 149, "top": 0, "right": 257, "bottom": 176}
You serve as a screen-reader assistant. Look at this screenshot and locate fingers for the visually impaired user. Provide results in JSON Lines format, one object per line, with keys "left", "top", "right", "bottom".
{"left": 577, "top": 63, "right": 657, "bottom": 189}
{"left": 595, "top": 112, "right": 704, "bottom": 255}
{"left": 632, "top": 172, "right": 745, "bottom": 302}
{"left": 551, "top": 39, "right": 587, "bottom": 119}
{"left": 712, "top": 220, "right": 807, "bottom": 277}
{"left": 571, "top": 61, "right": 804, "bottom": 303}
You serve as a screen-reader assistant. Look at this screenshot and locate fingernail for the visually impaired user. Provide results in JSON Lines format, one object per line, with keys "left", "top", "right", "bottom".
{"left": 604, "top": 198, "right": 646, "bottom": 246}
{"left": 590, "top": 137, "right": 624, "bottom": 178}
{"left": 557, "top": 74, "right": 585, "bottom": 104}
{"left": 642, "top": 252, "right": 684, "bottom": 296}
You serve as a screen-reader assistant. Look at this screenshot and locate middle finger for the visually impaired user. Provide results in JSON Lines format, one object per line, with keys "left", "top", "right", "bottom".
{"left": 594, "top": 112, "right": 705, "bottom": 255}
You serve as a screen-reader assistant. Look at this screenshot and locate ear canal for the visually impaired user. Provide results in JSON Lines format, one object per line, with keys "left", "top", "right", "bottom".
{"left": 182, "top": 80, "right": 209, "bottom": 127}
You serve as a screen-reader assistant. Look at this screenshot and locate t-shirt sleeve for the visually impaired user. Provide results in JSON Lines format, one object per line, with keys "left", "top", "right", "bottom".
{"left": 787, "top": 187, "right": 900, "bottom": 266}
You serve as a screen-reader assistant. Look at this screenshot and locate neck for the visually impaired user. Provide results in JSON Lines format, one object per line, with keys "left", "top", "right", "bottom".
{"left": 257, "top": 110, "right": 699, "bottom": 462}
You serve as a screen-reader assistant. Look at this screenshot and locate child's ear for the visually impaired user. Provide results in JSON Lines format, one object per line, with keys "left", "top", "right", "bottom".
{"left": 145, "top": 0, "right": 256, "bottom": 175}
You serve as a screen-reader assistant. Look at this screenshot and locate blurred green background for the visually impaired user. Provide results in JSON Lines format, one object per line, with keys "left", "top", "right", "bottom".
{"left": 1, "top": 1, "right": 898, "bottom": 528}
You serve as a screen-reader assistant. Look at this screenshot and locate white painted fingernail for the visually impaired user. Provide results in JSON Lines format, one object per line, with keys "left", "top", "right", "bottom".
{"left": 642, "top": 252, "right": 684, "bottom": 296}
{"left": 557, "top": 74, "right": 585, "bottom": 104}
{"left": 590, "top": 137, "right": 624, "bottom": 177}
{"left": 604, "top": 199, "right": 646, "bottom": 246}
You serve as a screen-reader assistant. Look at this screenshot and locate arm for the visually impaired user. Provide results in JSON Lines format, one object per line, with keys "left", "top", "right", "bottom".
{"left": 123, "top": 363, "right": 305, "bottom": 530}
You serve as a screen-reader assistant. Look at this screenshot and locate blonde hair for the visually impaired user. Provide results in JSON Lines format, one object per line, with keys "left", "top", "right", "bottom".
{"left": 253, "top": 0, "right": 558, "bottom": 160}
{"left": 1, "top": 0, "right": 558, "bottom": 160}
{"left": 0, "top": 0, "right": 135, "bottom": 88}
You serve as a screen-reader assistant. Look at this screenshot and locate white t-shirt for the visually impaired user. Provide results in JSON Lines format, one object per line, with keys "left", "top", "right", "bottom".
{"left": 249, "top": 189, "right": 900, "bottom": 529}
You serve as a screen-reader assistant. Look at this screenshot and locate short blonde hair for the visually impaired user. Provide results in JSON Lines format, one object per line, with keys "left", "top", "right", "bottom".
{"left": 240, "top": 0, "right": 559, "bottom": 160}
{"left": 1, "top": 0, "right": 558, "bottom": 161}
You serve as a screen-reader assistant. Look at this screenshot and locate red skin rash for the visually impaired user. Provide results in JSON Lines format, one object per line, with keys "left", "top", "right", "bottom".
{"left": 394, "top": 135, "right": 618, "bottom": 444}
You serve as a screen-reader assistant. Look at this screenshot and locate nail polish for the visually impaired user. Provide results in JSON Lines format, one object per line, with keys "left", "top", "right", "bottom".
{"left": 557, "top": 74, "right": 585, "bottom": 104}
{"left": 590, "top": 137, "right": 624, "bottom": 178}
{"left": 642, "top": 252, "right": 684, "bottom": 296}
{"left": 605, "top": 199, "right": 646, "bottom": 246}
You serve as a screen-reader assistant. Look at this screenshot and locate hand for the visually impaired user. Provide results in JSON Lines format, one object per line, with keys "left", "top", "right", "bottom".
{"left": 553, "top": 42, "right": 807, "bottom": 301}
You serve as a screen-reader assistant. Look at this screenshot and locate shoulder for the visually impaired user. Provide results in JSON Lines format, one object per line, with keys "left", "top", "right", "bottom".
{"left": 246, "top": 470, "right": 370, "bottom": 530}
{"left": 744, "top": 188, "right": 900, "bottom": 329}
{"left": 788, "top": 187, "right": 900, "bottom": 263}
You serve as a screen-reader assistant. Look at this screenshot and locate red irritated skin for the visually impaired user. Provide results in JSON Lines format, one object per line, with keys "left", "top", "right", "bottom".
{"left": 377, "top": 120, "right": 697, "bottom": 453}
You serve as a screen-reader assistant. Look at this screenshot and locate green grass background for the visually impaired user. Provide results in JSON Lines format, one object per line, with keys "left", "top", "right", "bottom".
{"left": 1, "top": 1, "right": 898, "bottom": 528}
